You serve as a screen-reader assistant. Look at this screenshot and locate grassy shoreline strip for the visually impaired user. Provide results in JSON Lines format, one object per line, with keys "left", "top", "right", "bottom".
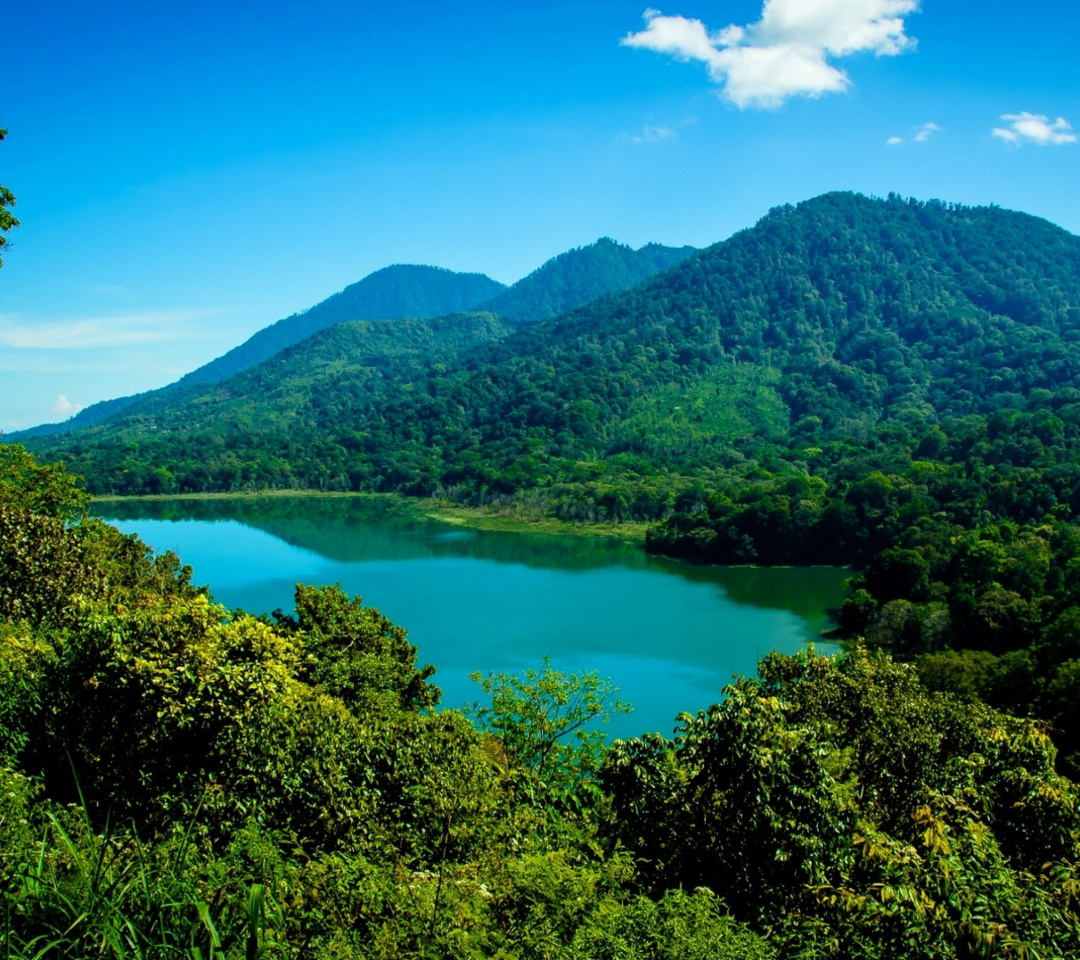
{"left": 90, "top": 491, "right": 650, "bottom": 543}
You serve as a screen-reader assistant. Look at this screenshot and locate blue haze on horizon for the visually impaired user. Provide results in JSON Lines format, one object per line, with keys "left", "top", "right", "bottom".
{"left": 1, "top": 0, "right": 1078, "bottom": 431}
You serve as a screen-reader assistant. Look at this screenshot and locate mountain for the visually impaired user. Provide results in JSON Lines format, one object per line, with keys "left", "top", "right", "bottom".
{"left": 477, "top": 238, "right": 696, "bottom": 323}
{"left": 174, "top": 264, "right": 507, "bottom": 389}
{"left": 9, "top": 265, "right": 507, "bottom": 442}
{"left": 44, "top": 312, "right": 515, "bottom": 493}
{"left": 10, "top": 240, "right": 696, "bottom": 442}
{"left": 35, "top": 192, "right": 1080, "bottom": 505}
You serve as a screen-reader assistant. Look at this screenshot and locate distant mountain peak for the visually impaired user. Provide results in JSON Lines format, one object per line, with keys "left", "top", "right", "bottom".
{"left": 478, "top": 237, "right": 697, "bottom": 324}
{"left": 10, "top": 237, "right": 696, "bottom": 441}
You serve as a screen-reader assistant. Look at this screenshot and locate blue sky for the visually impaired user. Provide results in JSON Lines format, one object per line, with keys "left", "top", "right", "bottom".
{"left": 1, "top": 0, "right": 1078, "bottom": 431}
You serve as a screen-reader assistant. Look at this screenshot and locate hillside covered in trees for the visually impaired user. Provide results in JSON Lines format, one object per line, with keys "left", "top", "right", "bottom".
{"left": 477, "top": 237, "right": 696, "bottom": 324}
{"left": 35, "top": 192, "right": 1080, "bottom": 500}
{"left": 5, "top": 443, "right": 1080, "bottom": 959}
{"left": 31, "top": 190, "right": 1080, "bottom": 781}
{"left": 174, "top": 264, "right": 510, "bottom": 389}
{"left": 12, "top": 239, "right": 696, "bottom": 441}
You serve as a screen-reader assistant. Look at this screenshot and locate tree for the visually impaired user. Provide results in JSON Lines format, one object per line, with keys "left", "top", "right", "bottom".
{"left": 0, "top": 118, "right": 18, "bottom": 269}
{"left": 603, "top": 650, "right": 1080, "bottom": 959}
{"left": 468, "top": 657, "right": 630, "bottom": 795}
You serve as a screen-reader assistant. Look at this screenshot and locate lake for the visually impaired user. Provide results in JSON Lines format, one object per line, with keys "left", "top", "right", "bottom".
{"left": 94, "top": 496, "right": 848, "bottom": 739}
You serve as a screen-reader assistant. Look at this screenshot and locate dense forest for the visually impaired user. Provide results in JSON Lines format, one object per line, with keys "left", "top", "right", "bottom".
{"left": 34, "top": 193, "right": 1080, "bottom": 500}
{"left": 11, "top": 239, "right": 695, "bottom": 441}
{"left": 28, "top": 193, "right": 1080, "bottom": 775}
{"left": 173, "top": 265, "right": 511, "bottom": 390}
{"left": 476, "top": 238, "right": 696, "bottom": 324}
{"left": 5, "top": 443, "right": 1080, "bottom": 959}
{"left": 15, "top": 190, "right": 1080, "bottom": 954}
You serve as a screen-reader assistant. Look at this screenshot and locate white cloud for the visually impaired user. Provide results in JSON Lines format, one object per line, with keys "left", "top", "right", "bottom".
{"left": 0, "top": 310, "right": 220, "bottom": 350}
{"left": 992, "top": 112, "right": 1078, "bottom": 146}
{"left": 888, "top": 121, "right": 938, "bottom": 145}
{"left": 914, "top": 121, "right": 939, "bottom": 142}
{"left": 622, "top": 0, "right": 920, "bottom": 109}
{"left": 50, "top": 395, "right": 85, "bottom": 420}
{"left": 619, "top": 124, "right": 678, "bottom": 145}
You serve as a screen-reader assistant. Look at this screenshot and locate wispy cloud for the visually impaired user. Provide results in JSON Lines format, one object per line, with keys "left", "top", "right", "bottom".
{"left": 619, "top": 124, "right": 679, "bottom": 145}
{"left": 992, "top": 112, "right": 1078, "bottom": 146}
{"left": 50, "top": 395, "right": 85, "bottom": 420}
{"left": 914, "top": 121, "right": 939, "bottom": 142}
{"left": 622, "top": 0, "right": 921, "bottom": 109}
{"left": 887, "top": 120, "right": 938, "bottom": 145}
{"left": 0, "top": 309, "right": 221, "bottom": 350}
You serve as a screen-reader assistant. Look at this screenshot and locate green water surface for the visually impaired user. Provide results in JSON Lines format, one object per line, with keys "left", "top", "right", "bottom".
{"left": 95, "top": 496, "right": 848, "bottom": 738}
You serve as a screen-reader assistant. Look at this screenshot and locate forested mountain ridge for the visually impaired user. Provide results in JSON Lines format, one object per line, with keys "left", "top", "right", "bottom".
{"left": 39, "top": 192, "right": 1080, "bottom": 500}
{"left": 6, "top": 265, "right": 509, "bottom": 441}
{"left": 9, "top": 240, "right": 696, "bottom": 442}
{"left": 477, "top": 237, "right": 697, "bottom": 323}
{"left": 53, "top": 312, "right": 515, "bottom": 493}
{"left": 174, "top": 264, "right": 508, "bottom": 389}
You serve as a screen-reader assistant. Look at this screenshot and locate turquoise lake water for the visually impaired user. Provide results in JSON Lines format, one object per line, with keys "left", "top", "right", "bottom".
{"left": 94, "top": 496, "right": 848, "bottom": 739}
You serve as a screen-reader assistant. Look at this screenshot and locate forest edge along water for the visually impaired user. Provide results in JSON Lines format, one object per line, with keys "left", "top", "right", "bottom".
{"left": 92, "top": 493, "right": 847, "bottom": 740}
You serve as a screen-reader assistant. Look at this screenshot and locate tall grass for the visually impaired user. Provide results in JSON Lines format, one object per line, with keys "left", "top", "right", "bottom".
{"left": 2, "top": 779, "right": 283, "bottom": 960}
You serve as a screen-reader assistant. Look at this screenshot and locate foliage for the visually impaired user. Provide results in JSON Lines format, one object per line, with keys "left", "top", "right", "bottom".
{"left": 33, "top": 192, "right": 1080, "bottom": 510}
{"left": 175, "top": 264, "right": 509, "bottom": 390}
{"left": 477, "top": 237, "right": 696, "bottom": 324}
{"left": 468, "top": 657, "right": 631, "bottom": 798}
{"left": 12, "top": 238, "right": 693, "bottom": 441}
{"left": 0, "top": 444, "right": 89, "bottom": 517}
{"left": 7, "top": 444, "right": 1080, "bottom": 956}
{"left": 276, "top": 582, "right": 440, "bottom": 714}
{"left": 604, "top": 649, "right": 1080, "bottom": 959}
{"left": 0, "top": 118, "right": 17, "bottom": 270}
{"left": 2, "top": 791, "right": 286, "bottom": 960}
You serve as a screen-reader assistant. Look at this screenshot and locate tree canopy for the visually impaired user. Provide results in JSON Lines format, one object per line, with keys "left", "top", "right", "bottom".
{"left": 5, "top": 445, "right": 1080, "bottom": 958}
{"left": 0, "top": 119, "right": 18, "bottom": 270}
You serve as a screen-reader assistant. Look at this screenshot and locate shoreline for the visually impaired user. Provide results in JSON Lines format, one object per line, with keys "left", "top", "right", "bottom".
{"left": 90, "top": 490, "right": 650, "bottom": 544}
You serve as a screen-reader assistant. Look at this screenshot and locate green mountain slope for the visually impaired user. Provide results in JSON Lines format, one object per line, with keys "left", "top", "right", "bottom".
{"left": 175, "top": 264, "right": 508, "bottom": 388}
{"left": 37, "top": 192, "right": 1080, "bottom": 502}
{"left": 10, "top": 264, "right": 507, "bottom": 441}
{"left": 12, "top": 238, "right": 695, "bottom": 441}
{"left": 478, "top": 237, "right": 696, "bottom": 323}
{"left": 51, "top": 312, "right": 513, "bottom": 492}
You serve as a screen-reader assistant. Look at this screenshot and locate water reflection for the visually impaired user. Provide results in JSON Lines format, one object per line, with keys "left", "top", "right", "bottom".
{"left": 95, "top": 496, "right": 848, "bottom": 737}
{"left": 99, "top": 496, "right": 647, "bottom": 569}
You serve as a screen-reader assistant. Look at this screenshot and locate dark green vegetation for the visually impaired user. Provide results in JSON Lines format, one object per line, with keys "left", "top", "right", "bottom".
{"left": 0, "top": 118, "right": 17, "bottom": 271}
{"left": 5, "top": 445, "right": 1080, "bottom": 959}
{"left": 477, "top": 237, "right": 696, "bottom": 324}
{"left": 9, "top": 266, "right": 507, "bottom": 441}
{"left": 173, "top": 238, "right": 695, "bottom": 392}
{"left": 36, "top": 193, "right": 1080, "bottom": 502}
{"left": 174, "top": 265, "right": 509, "bottom": 390}
{"left": 11, "top": 238, "right": 695, "bottom": 441}
{"left": 34, "top": 192, "right": 1080, "bottom": 775}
